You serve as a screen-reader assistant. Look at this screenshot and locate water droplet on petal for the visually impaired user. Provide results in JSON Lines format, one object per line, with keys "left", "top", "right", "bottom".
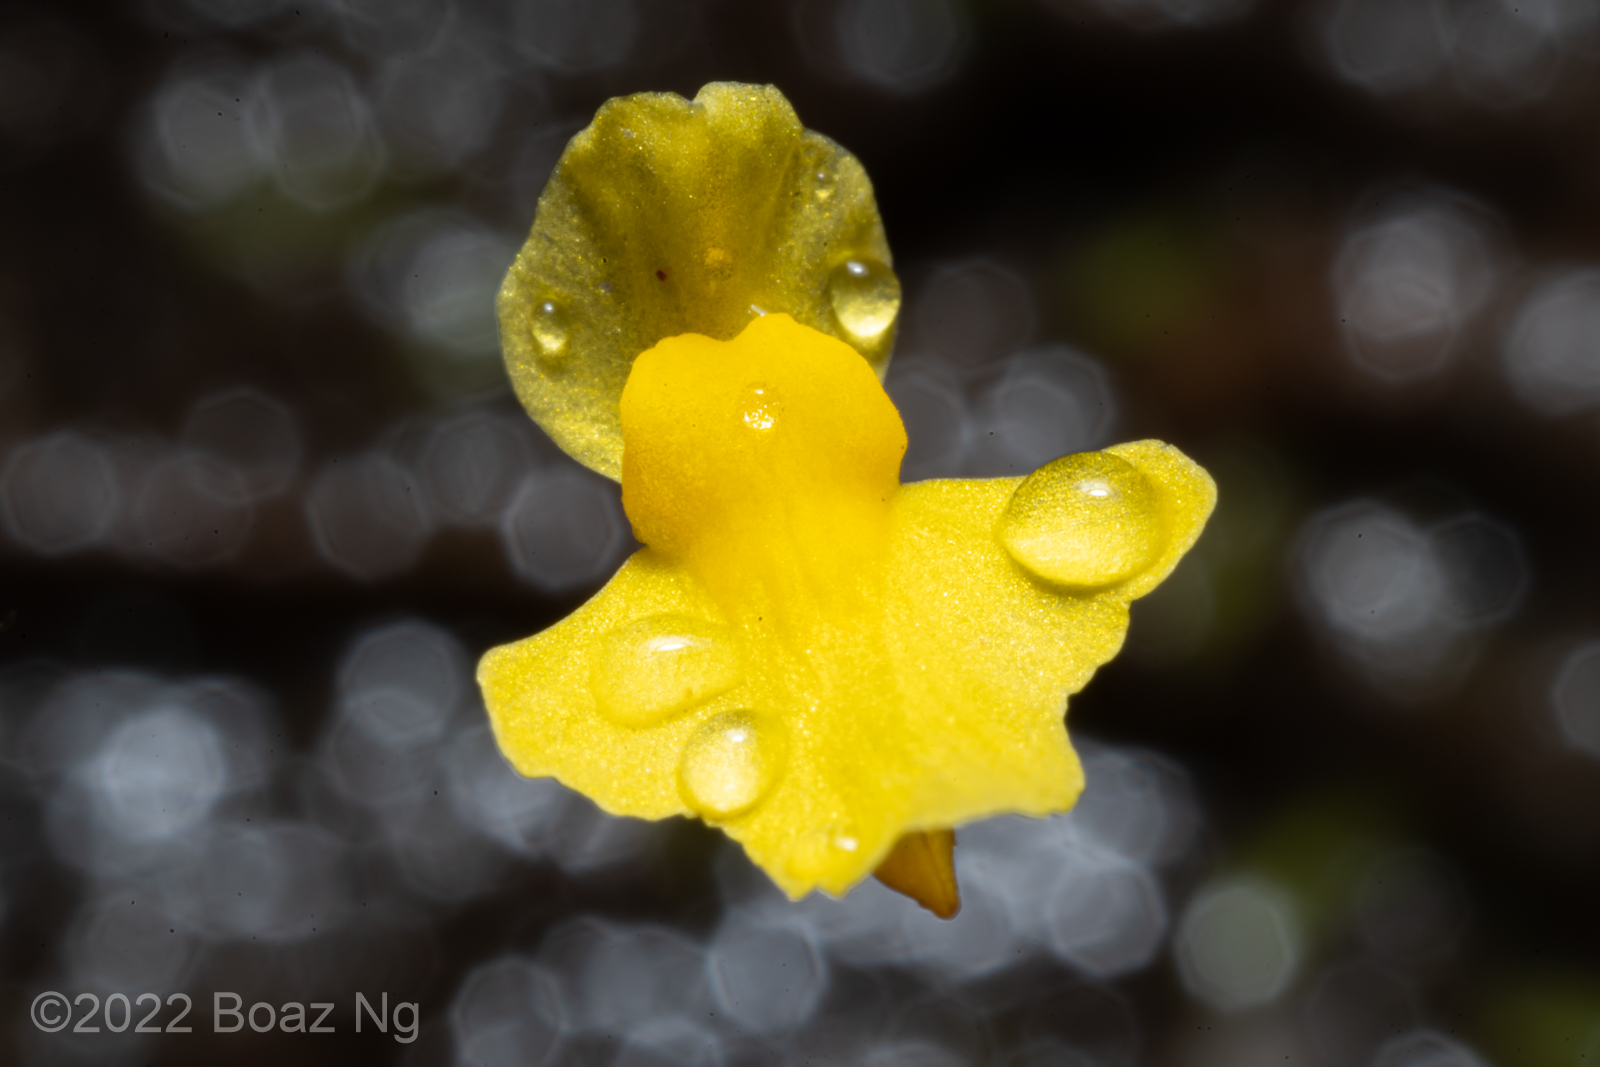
{"left": 999, "top": 451, "right": 1166, "bottom": 589}
{"left": 678, "top": 711, "right": 782, "bottom": 820}
{"left": 785, "top": 823, "right": 866, "bottom": 884}
{"left": 530, "top": 300, "right": 569, "bottom": 362}
{"left": 740, "top": 383, "right": 780, "bottom": 431}
{"left": 828, "top": 256, "right": 900, "bottom": 345}
{"left": 812, "top": 168, "right": 836, "bottom": 202}
{"left": 590, "top": 615, "right": 740, "bottom": 728}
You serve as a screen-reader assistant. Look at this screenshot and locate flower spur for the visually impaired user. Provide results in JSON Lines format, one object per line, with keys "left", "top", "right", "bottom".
{"left": 477, "top": 83, "right": 1216, "bottom": 915}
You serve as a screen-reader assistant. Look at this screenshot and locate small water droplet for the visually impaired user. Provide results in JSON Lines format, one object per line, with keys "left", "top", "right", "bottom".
{"left": 530, "top": 300, "right": 568, "bottom": 362}
{"left": 828, "top": 256, "right": 900, "bottom": 345}
{"left": 590, "top": 615, "right": 740, "bottom": 728}
{"left": 813, "top": 168, "right": 835, "bottom": 201}
{"left": 785, "top": 823, "right": 866, "bottom": 883}
{"left": 678, "top": 711, "right": 782, "bottom": 819}
{"left": 740, "top": 383, "right": 779, "bottom": 431}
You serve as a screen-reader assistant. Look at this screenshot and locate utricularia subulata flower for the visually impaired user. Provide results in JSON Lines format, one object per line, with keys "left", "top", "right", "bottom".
{"left": 478, "top": 83, "right": 1215, "bottom": 917}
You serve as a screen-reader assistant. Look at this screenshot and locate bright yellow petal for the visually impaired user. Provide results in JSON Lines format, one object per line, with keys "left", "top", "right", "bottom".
{"left": 477, "top": 315, "right": 1216, "bottom": 900}
{"left": 496, "top": 82, "right": 898, "bottom": 481}
{"left": 479, "top": 549, "right": 724, "bottom": 820}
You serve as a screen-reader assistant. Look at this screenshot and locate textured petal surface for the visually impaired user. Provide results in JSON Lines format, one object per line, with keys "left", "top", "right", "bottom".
{"left": 478, "top": 314, "right": 1216, "bottom": 899}
{"left": 497, "top": 83, "right": 897, "bottom": 480}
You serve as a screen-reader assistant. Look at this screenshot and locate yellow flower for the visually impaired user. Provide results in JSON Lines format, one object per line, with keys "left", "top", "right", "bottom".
{"left": 478, "top": 83, "right": 1215, "bottom": 913}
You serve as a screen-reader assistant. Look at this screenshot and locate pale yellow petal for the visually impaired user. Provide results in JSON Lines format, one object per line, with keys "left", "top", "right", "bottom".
{"left": 497, "top": 82, "right": 897, "bottom": 480}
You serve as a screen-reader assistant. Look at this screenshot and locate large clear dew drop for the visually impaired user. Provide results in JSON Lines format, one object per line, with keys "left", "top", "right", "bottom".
{"left": 678, "top": 711, "right": 780, "bottom": 819}
{"left": 999, "top": 452, "right": 1165, "bottom": 589}
{"left": 590, "top": 615, "right": 741, "bottom": 729}
{"left": 828, "top": 256, "right": 900, "bottom": 345}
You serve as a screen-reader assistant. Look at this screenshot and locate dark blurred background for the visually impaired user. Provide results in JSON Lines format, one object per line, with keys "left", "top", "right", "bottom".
{"left": 4, "top": 0, "right": 1600, "bottom": 1064}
